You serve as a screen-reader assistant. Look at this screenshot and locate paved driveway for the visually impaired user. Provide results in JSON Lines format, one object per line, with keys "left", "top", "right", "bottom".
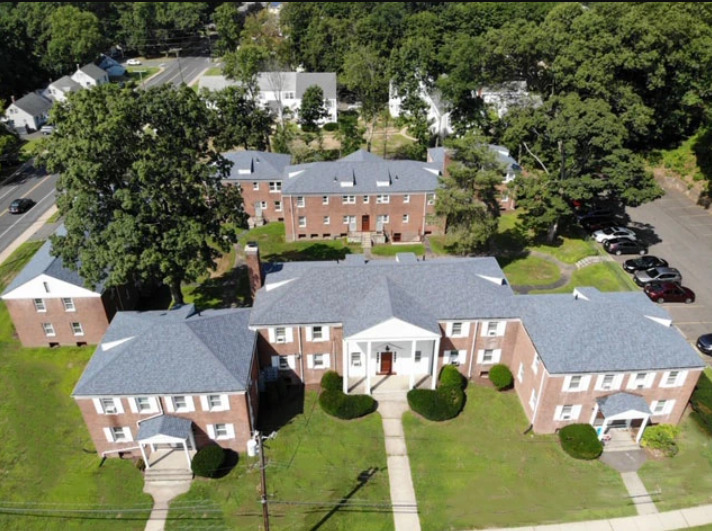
{"left": 611, "top": 186, "right": 712, "bottom": 360}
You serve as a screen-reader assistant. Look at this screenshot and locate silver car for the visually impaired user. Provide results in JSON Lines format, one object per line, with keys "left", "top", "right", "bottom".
{"left": 634, "top": 267, "right": 682, "bottom": 287}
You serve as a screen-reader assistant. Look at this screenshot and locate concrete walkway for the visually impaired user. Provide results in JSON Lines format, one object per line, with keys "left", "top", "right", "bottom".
{"left": 376, "top": 393, "right": 421, "bottom": 531}
{"left": 143, "top": 480, "right": 192, "bottom": 531}
{"left": 621, "top": 471, "right": 659, "bottom": 515}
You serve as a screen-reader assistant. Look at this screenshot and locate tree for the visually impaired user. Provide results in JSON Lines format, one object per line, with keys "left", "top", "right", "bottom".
{"left": 335, "top": 111, "right": 366, "bottom": 157}
{"left": 206, "top": 86, "right": 273, "bottom": 151}
{"left": 434, "top": 133, "right": 503, "bottom": 255}
{"left": 39, "top": 84, "right": 246, "bottom": 306}
{"left": 223, "top": 44, "right": 269, "bottom": 98}
{"left": 213, "top": 2, "right": 245, "bottom": 55}
{"left": 299, "top": 85, "right": 328, "bottom": 132}
{"left": 45, "top": 5, "right": 106, "bottom": 75}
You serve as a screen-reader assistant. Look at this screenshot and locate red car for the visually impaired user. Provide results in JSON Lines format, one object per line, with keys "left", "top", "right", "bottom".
{"left": 643, "top": 282, "right": 695, "bottom": 304}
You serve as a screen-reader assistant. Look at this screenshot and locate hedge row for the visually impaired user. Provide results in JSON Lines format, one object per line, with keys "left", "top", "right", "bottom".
{"left": 407, "top": 386, "right": 465, "bottom": 421}
{"left": 319, "top": 372, "right": 376, "bottom": 419}
{"left": 558, "top": 424, "right": 603, "bottom": 460}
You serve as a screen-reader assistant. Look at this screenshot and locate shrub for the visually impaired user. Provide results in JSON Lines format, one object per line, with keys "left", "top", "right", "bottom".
{"left": 691, "top": 372, "right": 712, "bottom": 436}
{"left": 191, "top": 445, "right": 226, "bottom": 478}
{"left": 558, "top": 424, "right": 603, "bottom": 460}
{"left": 489, "top": 364, "right": 513, "bottom": 390}
{"left": 135, "top": 458, "right": 146, "bottom": 472}
{"left": 319, "top": 389, "right": 376, "bottom": 420}
{"left": 322, "top": 122, "right": 338, "bottom": 132}
{"left": 407, "top": 386, "right": 465, "bottom": 421}
{"left": 641, "top": 424, "right": 680, "bottom": 457}
{"left": 440, "top": 365, "right": 467, "bottom": 390}
{"left": 321, "top": 371, "right": 343, "bottom": 392}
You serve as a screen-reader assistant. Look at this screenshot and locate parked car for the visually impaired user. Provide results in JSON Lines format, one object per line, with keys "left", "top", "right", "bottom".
{"left": 8, "top": 198, "right": 35, "bottom": 214}
{"left": 603, "top": 237, "right": 647, "bottom": 256}
{"left": 643, "top": 282, "right": 695, "bottom": 304}
{"left": 634, "top": 267, "right": 682, "bottom": 286}
{"left": 593, "top": 226, "right": 637, "bottom": 243}
{"left": 696, "top": 333, "right": 712, "bottom": 355}
{"left": 576, "top": 207, "right": 615, "bottom": 222}
{"left": 40, "top": 125, "right": 54, "bottom": 135}
{"left": 623, "top": 256, "right": 668, "bottom": 273}
{"left": 126, "top": 58, "right": 142, "bottom": 66}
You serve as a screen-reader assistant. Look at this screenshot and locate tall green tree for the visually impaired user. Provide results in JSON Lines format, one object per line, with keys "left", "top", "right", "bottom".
{"left": 434, "top": 133, "right": 503, "bottom": 254}
{"left": 45, "top": 5, "right": 106, "bottom": 74}
{"left": 223, "top": 43, "right": 269, "bottom": 98}
{"left": 335, "top": 112, "right": 365, "bottom": 157}
{"left": 40, "top": 84, "right": 246, "bottom": 305}
{"left": 206, "top": 86, "right": 273, "bottom": 151}
{"left": 213, "top": 2, "right": 245, "bottom": 55}
{"left": 299, "top": 85, "right": 329, "bottom": 132}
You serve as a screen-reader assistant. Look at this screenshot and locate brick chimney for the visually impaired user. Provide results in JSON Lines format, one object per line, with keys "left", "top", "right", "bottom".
{"left": 245, "top": 242, "right": 263, "bottom": 300}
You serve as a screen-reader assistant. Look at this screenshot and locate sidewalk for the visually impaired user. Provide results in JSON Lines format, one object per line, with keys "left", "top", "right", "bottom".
{"left": 0, "top": 205, "right": 57, "bottom": 265}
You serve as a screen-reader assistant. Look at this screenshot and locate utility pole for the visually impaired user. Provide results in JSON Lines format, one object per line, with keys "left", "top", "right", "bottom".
{"left": 168, "top": 47, "right": 184, "bottom": 84}
{"left": 258, "top": 431, "right": 270, "bottom": 531}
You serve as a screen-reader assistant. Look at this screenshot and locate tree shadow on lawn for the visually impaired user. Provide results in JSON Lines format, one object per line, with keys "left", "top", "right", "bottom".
{"left": 267, "top": 243, "right": 353, "bottom": 262}
{"left": 257, "top": 384, "right": 305, "bottom": 435}
{"left": 188, "top": 266, "right": 252, "bottom": 310}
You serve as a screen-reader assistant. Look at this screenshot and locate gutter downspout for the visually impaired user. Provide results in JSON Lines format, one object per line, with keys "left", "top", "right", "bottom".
{"left": 531, "top": 369, "right": 547, "bottom": 430}
{"left": 421, "top": 193, "right": 427, "bottom": 238}
{"left": 467, "top": 322, "right": 480, "bottom": 380}
{"left": 298, "top": 326, "right": 305, "bottom": 384}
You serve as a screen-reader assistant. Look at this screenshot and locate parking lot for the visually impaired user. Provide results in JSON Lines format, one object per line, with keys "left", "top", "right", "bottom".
{"left": 610, "top": 185, "right": 712, "bottom": 359}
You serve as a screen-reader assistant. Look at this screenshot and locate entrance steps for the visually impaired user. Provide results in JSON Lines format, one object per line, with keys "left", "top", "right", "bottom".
{"left": 144, "top": 468, "right": 193, "bottom": 483}
{"left": 361, "top": 232, "right": 372, "bottom": 249}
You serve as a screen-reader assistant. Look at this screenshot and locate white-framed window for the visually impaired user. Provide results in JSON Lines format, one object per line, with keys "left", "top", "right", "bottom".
{"left": 377, "top": 214, "right": 389, "bottom": 224}
{"left": 34, "top": 298, "right": 46, "bottom": 312}
{"left": 270, "top": 326, "right": 292, "bottom": 343}
{"left": 298, "top": 216, "right": 307, "bottom": 228}
{"left": 403, "top": 214, "right": 409, "bottom": 223}
{"left": 308, "top": 325, "right": 329, "bottom": 342}
{"left": 447, "top": 321, "right": 470, "bottom": 338}
{"left": 105, "top": 426, "right": 132, "bottom": 443}
{"left": 595, "top": 374, "right": 623, "bottom": 391}
{"left": 269, "top": 181, "right": 282, "bottom": 192}
{"left": 427, "top": 193, "right": 435, "bottom": 206}
{"left": 376, "top": 194, "right": 390, "bottom": 204}
{"left": 403, "top": 194, "right": 410, "bottom": 204}
{"left": 168, "top": 395, "right": 194, "bottom": 413}
{"left": 554, "top": 405, "right": 582, "bottom": 421}
{"left": 313, "top": 354, "right": 325, "bottom": 368}
{"left": 133, "top": 396, "right": 158, "bottom": 414}
{"left": 342, "top": 195, "right": 356, "bottom": 204}
{"left": 42, "top": 323, "right": 55, "bottom": 337}
{"left": 661, "top": 370, "right": 687, "bottom": 388}
{"left": 352, "top": 353, "right": 362, "bottom": 367}
{"left": 203, "top": 394, "right": 229, "bottom": 412}
{"left": 322, "top": 196, "right": 329, "bottom": 205}
{"left": 651, "top": 399, "right": 675, "bottom": 416}
{"left": 94, "top": 397, "right": 123, "bottom": 415}
{"left": 529, "top": 389, "right": 538, "bottom": 410}
{"left": 253, "top": 182, "right": 259, "bottom": 190}
{"left": 307, "top": 353, "right": 331, "bottom": 370}
{"left": 43, "top": 281, "right": 50, "bottom": 293}
{"left": 297, "top": 196, "right": 305, "bottom": 208}
{"left": 71, "top": 322, "right": 84, "bottom": 336}
{"left": 451, "top": 322, "right": 463, "bottom": 336}
{"left": 628, "top": 372, "right": 655, "bottom": 390}
{"left": 260, "top": 201, "right": 268, "bottom": 210}
{"left": 275, "top": 201, "right": 282, "bottom": 212}
{"left": 563, "top": 375, "right": 590, "bottom": 392}
{"left": 482, "top": 321, "right": 506, "bottom": 337}
{"left": 447, "top": 350, "right": 462, "bottom": 366}
{"left": 283, "top": 91, "right": 295, "bottom": 100}
{"left": 208, "top": 423, "right": 235, "bottom": 440}
{"left": 531, "top": 355, "right": 540, "bottom": 375}
{"left": 363, "top": 195, "right": 370, "bottom": 203}
{"left": 414, "top": 350, "right": 422, "bottom": 363}
{"left": 517, "top": 362, "right": 524, "bottom": 383}
{"left": 323, "top": 216, "right": 330, "bottom": 225}
{"left": 478, "top": 349, "right": 501, "bottom": 365}
{"left": 279, "top": 357, "right": 289, "bottom": 369}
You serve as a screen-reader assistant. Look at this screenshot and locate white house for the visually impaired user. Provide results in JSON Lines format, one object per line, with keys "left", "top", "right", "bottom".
{"left": 45, "top": 76, "right": 82, "bottom": 103}
{"left": 389, "top": 80, "right": 453, "bottom": 138}
{"left": 3, "top": 93, "right": 53, "bottom": 132}
{"left": 478, "top": 81, "right": 542, "bottom": 119}
{"left": 71, "top": 63, "right": 110, "bottom": 88}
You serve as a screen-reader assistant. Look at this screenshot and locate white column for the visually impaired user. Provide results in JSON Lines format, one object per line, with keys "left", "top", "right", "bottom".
{"left": 189, "top": 430, "right": 196, "bottom": 451}
{"left": 636, "top": 415, "right": 649, "bottom": 444}
{"left": 150, "top": 443, "right": 155, "bottom": 453}
{"left": 342, "top": 340, "right": 349, "bottom": 394}
{"left": 140, "top": 443, "right": 150, "bottom": 470}
{"left": 431, "top": 337, "right": 440, "bottom": 390}
{"left": 589, "top": 402, "right": 600, "bottom": 426}
{"left": 409, "top": 340, "right": 416, "bottom": 390}
{"left": 366, "top": 342, "right": 372, "bottom": 395}
{"left": 183, "top": 440, "right": 191, "bottom": 469}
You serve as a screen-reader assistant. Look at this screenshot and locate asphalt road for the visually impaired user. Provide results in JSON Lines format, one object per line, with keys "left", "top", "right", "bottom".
{"left": 612, "top": 186, "right": 712, "bottom": 354}
{"left": 0, "top": 165, "right": 58, "bottom": 254}
{"left": 143, "top": 56, "right": 213, "bottom": 88}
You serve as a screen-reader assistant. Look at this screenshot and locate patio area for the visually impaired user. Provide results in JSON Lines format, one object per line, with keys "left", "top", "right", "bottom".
{"left": 348, "top": 374, "right": 433, "bottom": 395}
{"left": 146, "top": 448, "right": 196, "bottom": 471}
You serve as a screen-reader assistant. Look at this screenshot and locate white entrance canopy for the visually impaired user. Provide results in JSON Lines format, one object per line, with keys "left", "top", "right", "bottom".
{"left": 137, "top": 415, "right": 194, "bottom": 469}
{"left": 594, "top": 393, "right": 652, "bottom": 444}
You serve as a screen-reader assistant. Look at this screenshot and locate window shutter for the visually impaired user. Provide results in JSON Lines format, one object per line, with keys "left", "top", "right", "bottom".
{"left": 476, "top": 350, "right": 484, "bottom": 363}
{"left": 323, "top": 327, "right": 330, "bottom": 341}
{"left": 562, "top": 377, "right": 571, "bottom": 392}
{"left": 493, "top": 349, "right": 502, "bottom": 363}
{"left": 124, "top": 427, "right": 134, "bottom": 442}
{"left": 128, "top": 398, "right": 138, "bottom": 414}
{"left": 459, "top": 350, "right": 467, "bottom": 363}
{"left": 93, "top": 398, "right": 104, "bottom": 414}
{"left": 103, "top": 427, "right": 114, "bottom": 442}
{"left": 307, "top": 355, "right": 314, "bottom": 369}
{"left": 554, "top": 406, "right": 563, "bottom": 421}
{"left": 148, "top": 397, "right": 158, "bottom": 413}
{"left": 287, "top": 355, "right": 297, "bottom": 370}
{"left": 443, "top": 351, "right": 450, "bottom": 365}
{"left": 497, "top": 322, "right": 507, "bottom": 336}
{"left": 220, "top": 395, "right": 230, "bottom": 411}
{"left": 571, "top": 405, "right": 582, "bottom": 421}
{"left": 226, "top": 424, "right": 235, "bottom": 439}
{"left": 665, "top": 400, "right": 675, "bottom": 415}
{"left": 446, "top": 322, "right": 453, "bottom": 337}
{"left": 114, "top": 398, "right": 124, "bottom": 414}
{"left": 677, "top": 371, "right": 688, "bottom": 387}
{"left": 286, "top": 328, "right": 294, "bottom": 343}
{"left": 200, "top": 395, "right": 209, "bottom": 411}
{"left": 481, "top": 323, "right": 489, "bottom": 337}
{"left": 306, "top": 328, "right": 313, "bottom": 342}
{"left": 165, "top": 397, "right": 175, "bottom": 413}
{"left": 324, "top": 354, "right": 331, "bottom": 369}
{"left": 460, "top": 322, "right": 471, "bottom": 337}
{"left": 268, "top": 328, "right": 275, "bottom": 343}
{"left": 272, "top": 356, "right": 280, "bottom": 368}
{"left": 517, "top": 363, "right": 524, "bottom": 383}
{"left": 207, "top": 424, "right": 216, "bottom": 439}
{"left": 580, "top": 375, "right": 591, "bottom": 391}
{"left": 185, "top": 396, "right": 195, "bottom": 412}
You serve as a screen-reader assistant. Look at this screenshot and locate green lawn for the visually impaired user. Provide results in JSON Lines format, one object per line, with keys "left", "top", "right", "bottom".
{"left": 502, "top": 256, "right": 561, "bottom": 286}
{"left": 20, "top": 137, "right": 46, "bottom": 161}
{"left": 530, "top": 237, "right": 598, "bottom": 264}
{"left": 427, "top": 235, "right": 449, "bottom": 256}
{"left": 530, "top": 262, "right": 638, "bottom": 294}
{"left": 239, "top": 222, "right": 361, "bottom": 261}
{"left": 166, "top": 392, "right": 392, "bottom": 530}
{"left": 202, "top": 66, "right": 223, "bottom": 76}
{"left": 127, "top": 66, "right": 159, "bottom": 85}
{"left": 403, "top": 385, "right": 634, "bottom": 530}
{"left": 371, "top": 243, "right": 425, "bottom": 257}
{"left": 0, "top": 243, "right": 151, "bottom": 530}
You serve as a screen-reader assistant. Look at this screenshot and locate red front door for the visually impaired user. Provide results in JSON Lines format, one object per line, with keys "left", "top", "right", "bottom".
{"left": 362, "top": 215, "right": 370, "bottom": 232}
{"left": 380, "top": 352, "right": 393, "bottom": 375}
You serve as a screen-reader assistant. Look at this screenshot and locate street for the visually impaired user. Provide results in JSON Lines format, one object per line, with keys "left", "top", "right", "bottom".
{"left": 143, "top": 56, "right": 213, "bottom": 88}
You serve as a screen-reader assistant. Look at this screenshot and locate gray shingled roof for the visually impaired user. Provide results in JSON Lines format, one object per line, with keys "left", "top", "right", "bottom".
{"left": 50, "top": 76, "right": 81, "bottom": 94}
{"left": 2, "top": 233, "right": 104, "bottom": 297}
{"left": 137, "top": 415, "right": 192, "bottom": 441}
{"left": 597, "top": 393, "right": 651, "bottom": 417}
{"left": 488, "top": 144, "right": 521, "bottom": 173}
{"left": 339, "top": 149, "right": 384, "bottom": 163}
{"left": 78, "top": 63, "right": 108, "bottom": 81}
{"left": 281, "top": 160, "right": 441, "bottom": 195}
{"left": 250, "top": 257, "right": 514, "bottom": 332}
{"left": 295, "top": 72, "right": 337, "bottom": 100}
{"left": 514, "top": 292, "right": 704, "bottom": 374}
{"left": 73, "top": 305, "right": 256, "bottom": 396}
{"left": 198, "top": 75, "right": 239, "bottom": 92}
{"left": 11, "top": 93, "right": 53, "bottom": 116}
{"left": 223, "top": 151, "right": 292, "bottom": 181}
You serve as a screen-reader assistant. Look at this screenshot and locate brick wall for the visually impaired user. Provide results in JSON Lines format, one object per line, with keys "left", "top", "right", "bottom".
{"left": 231, "top": 180, "right": 285, "bottom": 223}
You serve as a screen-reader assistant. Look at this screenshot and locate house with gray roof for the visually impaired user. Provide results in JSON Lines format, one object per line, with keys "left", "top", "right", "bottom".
{"left": 3, "top": 92, "right": 53, "bottom": 132}
{"left": 72, "top": 304, "right": 259, "bottom": 466}
{"left": 1, "top": 230, "right": 137, "bottom": 347}
{"left": 389, "top": 80, "right": 453, "bottom": 138}
{"left": 245, "top": 248, "right": 704, "bottom": 444}
{"left": 72, "top": 63, "right": 109, "bottom": 87}
{"left": 44, "top": 76, "right": 82, "bottom": 103}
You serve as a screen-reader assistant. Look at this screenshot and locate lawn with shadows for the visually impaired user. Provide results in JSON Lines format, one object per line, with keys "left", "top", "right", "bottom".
{"left": 530, "top": 262, "right": 638, "bottom": 294}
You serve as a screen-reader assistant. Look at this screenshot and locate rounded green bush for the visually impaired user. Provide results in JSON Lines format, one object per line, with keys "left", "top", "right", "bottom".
{"left": 641, "top": 424, "right": 680, "bottom": 457}
{"left": 558, "top": 424, "right": 603, "bottom": 460}
{"left": 440, "top": 365, "right": 467, "bottom": 390}
{"left": 191, "top": 445, "right": 226, "bottom": 477}
{"left": 322, "top": 122, "right": 338, "bottom": 132}
{"left": 319, "top": 389, "right": 376, "bottom": 419}
{"left": 407, "top": 386, "right": 465, "bottom": 421}
{"left": 489, "top": 364, "right": 513, "bottom": 390}
{"left": 321, "top": 371, "right": 343, "bottom": 392}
